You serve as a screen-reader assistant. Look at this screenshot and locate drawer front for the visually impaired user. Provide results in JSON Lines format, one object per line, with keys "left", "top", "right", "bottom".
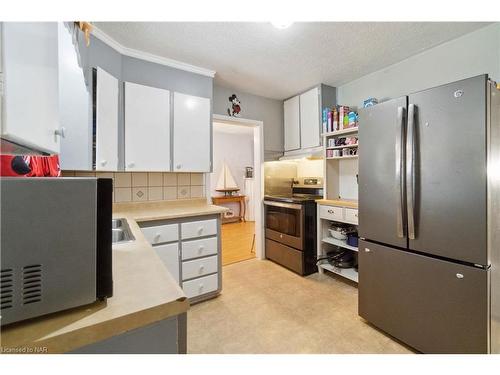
{"left": 344, "top": 208, "right": 359, "bottom": 225}
{"left": 154, "top": 243, "right": 180, "bottom": 284}
{"left": 182, "top": 237, "right": 218, "bottom": 260}
{"left": 181, "top": 219, "right": 217, "bottom": 239}
{"left": 182, "top": 255, "right": 218, "bottom": 280}
{"left": 319, "top": 205, "right": 344, "bottom": 221}
{"left": 142, "top": 223, "right": 179, "bottom": 244}
{"left": 183, "top": 274, "right": 218, "bottom": 299}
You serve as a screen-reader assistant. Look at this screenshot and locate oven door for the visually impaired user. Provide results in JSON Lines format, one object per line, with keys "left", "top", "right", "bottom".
{"left": 264, "top": 200, "right": 303, "bottom": 250}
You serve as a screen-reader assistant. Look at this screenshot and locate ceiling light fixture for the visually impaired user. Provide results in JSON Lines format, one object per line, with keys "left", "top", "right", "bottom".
{"left": 271, "top": 21, "right": 293, "bottom": 29}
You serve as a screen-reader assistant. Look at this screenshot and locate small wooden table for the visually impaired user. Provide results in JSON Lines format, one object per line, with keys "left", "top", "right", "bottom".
{"left": 212, "top": 195, "right": 246, "bottom": 223}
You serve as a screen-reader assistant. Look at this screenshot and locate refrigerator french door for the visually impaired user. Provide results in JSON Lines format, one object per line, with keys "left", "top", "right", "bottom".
{"left": 358, "top": 74, "right": 500, "bottom": 353}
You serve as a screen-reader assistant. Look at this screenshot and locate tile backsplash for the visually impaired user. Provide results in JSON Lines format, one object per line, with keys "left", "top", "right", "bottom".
{"left": 62, "top": 171, "right": 206, "bottom": 203}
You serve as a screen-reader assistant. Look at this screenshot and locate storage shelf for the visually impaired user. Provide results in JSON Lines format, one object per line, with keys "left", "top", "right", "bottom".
{"left": 326, "top": 144, "right": 358, "bottom": 150}
{"left": 322, "top": 127, "right": 359, "bottom": 137}
{"left": 326, "top": 155, "right": 358, "bottom": 160}
{"left": 318, "top": 262, "right": 358, "bottom": 283}
{"left": 322, "top": 237, "right": 358, "bottom": 252}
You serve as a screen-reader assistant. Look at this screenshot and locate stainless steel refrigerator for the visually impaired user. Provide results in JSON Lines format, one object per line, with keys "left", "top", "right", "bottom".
{"left": 358, "top": 74, "right": 500, "bottom": 354}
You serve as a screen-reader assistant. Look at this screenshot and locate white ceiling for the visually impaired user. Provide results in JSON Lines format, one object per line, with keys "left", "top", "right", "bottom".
{"left": 95, "top": 22, "right": 490, "bottom": 99}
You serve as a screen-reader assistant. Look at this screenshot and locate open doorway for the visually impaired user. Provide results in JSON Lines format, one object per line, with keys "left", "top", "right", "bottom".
{"left": 210, "top": 115, "right": 264, "bottom": 266}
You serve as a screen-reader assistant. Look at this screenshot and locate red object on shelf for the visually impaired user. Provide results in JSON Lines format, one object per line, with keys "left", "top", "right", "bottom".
{"left": 0, "top": 154, "right": 61, "bottom": 177}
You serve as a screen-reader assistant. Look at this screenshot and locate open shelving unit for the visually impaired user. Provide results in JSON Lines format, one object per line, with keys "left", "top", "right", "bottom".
{"left": 317, "top": 124, "right": 359, "bottom": 284}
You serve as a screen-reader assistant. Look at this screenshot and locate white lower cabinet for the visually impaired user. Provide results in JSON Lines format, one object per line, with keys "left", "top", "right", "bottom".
{"left": 182, "top": 274, "right": 218, "bottom": 299}
{"left": 140, "top": 215, "right": 221, "bottom": 302}
{"left": 154, "top": 243, "right": 180, "bottom": 284}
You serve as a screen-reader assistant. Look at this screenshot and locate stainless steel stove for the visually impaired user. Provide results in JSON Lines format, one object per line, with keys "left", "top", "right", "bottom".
{"left": 263, "top": 178, "right": 323, "bottom": 276}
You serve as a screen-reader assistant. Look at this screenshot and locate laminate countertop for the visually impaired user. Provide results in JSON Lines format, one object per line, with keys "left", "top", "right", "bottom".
{"left": 0, "top": 199, "right": 227, "bottom": 354}
{"left": 316, "top": 199, "right": 359, "bottom": 209}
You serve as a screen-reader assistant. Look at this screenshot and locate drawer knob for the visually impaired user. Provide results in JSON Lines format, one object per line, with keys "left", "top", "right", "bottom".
{"left": 100, "top": 160, "right": 107, "bottom": 166}
{"left": 198, "top": 227, "right": 204, "bottom": 234}
{"left": 355, "top": 213, "right": 358, "bottom": 217}
{"left": 365, "top": 248, "right": 371, "bottom": 253}
{"left": 176, "top": 164, "right": 182, "bottom": 169}
{"left": 154, "top": 233, "right": 161, "bottom": 242}
{"left": 198, "top": 284, "right": 204, "bottom": 292}
{"left": 328, "top": 209, "right": 334, "bottom": 214}
{"left": 198, "top": 245, "right": 205, "bottom": 253}
{"left": 199, "top": 265, "right": 205, "bottom": 273}
{"left": 456, "top": 273, "right": 464, "bottom": 279}
{"left": 128, "top": 162, "right": 135, "bottom": 168}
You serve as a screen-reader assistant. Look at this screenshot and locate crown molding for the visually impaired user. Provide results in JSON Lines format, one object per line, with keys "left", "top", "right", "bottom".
{"left": 91, "top": 26, "right": 216, "bottom": 78}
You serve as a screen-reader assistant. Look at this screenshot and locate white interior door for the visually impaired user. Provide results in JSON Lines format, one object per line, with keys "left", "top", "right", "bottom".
{"left": 299, "top": 87, "right": 320, "bottom": 149}
{"left": 173, "top": 92, "right": 211, "bottom": 172}
{"left": 124, "top": 82, "right": 170, "bottom": 171}
{"left": 96, "top": 67, "right": 119, "bottom": 171}
{"left": 284, "top": 95, "right": 300, "bottom": 151}
{"left": 2, "top": 22, "right": 60, "bottom": 154}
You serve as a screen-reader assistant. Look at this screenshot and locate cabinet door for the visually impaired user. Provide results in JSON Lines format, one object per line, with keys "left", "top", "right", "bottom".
{"left": 2, "top": 22, "right": 60, "bottom": 154}
{"left": 358, "top": 240, "right": 488, "bottom": 354}
{"left": 284, "top": 95, "right": 300, "bottom": 151}
{"left": 154, "top": 243, "right": 180, "bottom": 284}
{"left": 58, "top": 23, "right": 91, "bottom": 170}
{"left": 95, "top": 68, "right": 119, "bottom": 171}
{"left": 124, "top": 82, "right": 170, "bottom": 171}
{"left": 173, "top": 92, "right": 211, "bottom": 172}
{"left": 299, "top": 87, "right": 320, "bottom": 149}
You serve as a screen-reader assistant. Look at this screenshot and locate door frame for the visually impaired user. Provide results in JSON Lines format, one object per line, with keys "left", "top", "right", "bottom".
{"left": 211, "top": 114, "right": 265, "bottom": 260}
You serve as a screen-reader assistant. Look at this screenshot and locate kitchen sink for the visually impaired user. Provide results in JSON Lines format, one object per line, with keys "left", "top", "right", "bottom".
{"left": 112, "top": 218, "right": 135, "bottom": 244}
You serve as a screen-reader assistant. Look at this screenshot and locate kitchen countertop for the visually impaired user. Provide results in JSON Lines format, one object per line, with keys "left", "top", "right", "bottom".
{"left": 316, "top": 199, "right": 359, "bottom": 209}
{"left": 0, "top": 199, "right": 227, "bottom": 354}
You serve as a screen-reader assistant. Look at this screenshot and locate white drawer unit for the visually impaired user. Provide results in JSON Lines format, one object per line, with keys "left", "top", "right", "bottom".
{"left": 319, "top": 205, "right": 344, "bottom": 222}
{"left": 181, "top": 237, "right": 218, "bottom": 261}
{"left": 181, "top": 219, "right": 217, "bottom": 240}
{"left": 154, "top": 243, "right": 180, "bottom": 284}
{"left": 142, "top": 223, "right": 179, "bottom": 245}
{"left": 344, "top": 208, "right": 359, "bottom": 225}
{"left": 182, "top": 274, "right": 218, "bottom": 299}
{"left": 182, "top": 255, "right": 218, "bottom": 281}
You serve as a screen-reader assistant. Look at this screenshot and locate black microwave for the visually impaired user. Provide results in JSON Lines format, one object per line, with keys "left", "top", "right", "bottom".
{"left": 0, "top": 177, "right": 113, "bottom": 326}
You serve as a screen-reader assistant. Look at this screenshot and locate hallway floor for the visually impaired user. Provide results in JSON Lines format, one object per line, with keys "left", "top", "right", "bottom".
{"left": 221, "top": 221, "right": 256, "bottom": 266}
{"left": 187, "top": 259, "right": 414, "bottom": 354}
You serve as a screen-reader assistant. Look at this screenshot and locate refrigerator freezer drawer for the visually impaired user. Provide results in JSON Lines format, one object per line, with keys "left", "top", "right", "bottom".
{"left": 358, "top": 240, "right": 488, "bottom": 353}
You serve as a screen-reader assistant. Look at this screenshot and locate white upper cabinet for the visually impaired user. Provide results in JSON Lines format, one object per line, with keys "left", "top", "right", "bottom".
{"left": 95, "top": 67, "right": 119, "bottom": 171}
{"left": 1, "top": 22, "right": 60, "bottom": 154}
{"left": 58, "top": 23, "right": 91, "bottom": 170}
{"left": 173, "top": 92, "right": 211, "bottom": 172}
{"left": 299, "top": 87, "right": 320, "bottom": 149}
{"left": 284, "top": 95, "right": 300, "bottom": 151}
{"left": 125, "top": 82, "right": 171, "bottom": 171}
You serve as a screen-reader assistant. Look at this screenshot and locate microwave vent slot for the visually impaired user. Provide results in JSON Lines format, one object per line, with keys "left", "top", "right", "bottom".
{"left": 22, "top": 265, "right": 42, "bottom": 305}
{"left": 1, "top": 269, "right": 14, "bottom": 310}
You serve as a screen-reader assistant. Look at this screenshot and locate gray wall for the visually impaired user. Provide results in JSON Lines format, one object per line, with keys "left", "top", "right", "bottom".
{"left": 213, "top": 85, "right": 284, "bottom": 158}
{"left": 338, "top": 23, "right": 500, "bottom": 108}
{"left": 76, "top": 35, "right": 213, "bottom": 170}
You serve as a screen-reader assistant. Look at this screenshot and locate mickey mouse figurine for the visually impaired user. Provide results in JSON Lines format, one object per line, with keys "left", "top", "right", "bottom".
{"left": 227, "top": 94, "right": 242, "bottom": 117}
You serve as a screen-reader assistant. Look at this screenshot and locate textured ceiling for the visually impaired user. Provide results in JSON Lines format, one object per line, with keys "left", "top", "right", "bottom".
{"left": 95, "top": 22, "right": 490, "bottom": 99}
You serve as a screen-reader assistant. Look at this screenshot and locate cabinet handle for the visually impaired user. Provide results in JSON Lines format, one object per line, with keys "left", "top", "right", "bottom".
{"left": 176, "top": 164, "right": 182, "bottom": 170}
{"left": 328, "top": 209, "right": 334, "bottom": 214}
{"left": 100, "top": 160, "right": 107, "bottom": 166}
{"left": 365, "top": 248, "right": 371, "bottom": 253}
{"left": 456, "top": 273, "right": 464, "bottom": 279}
{"left": 54, "top": 127, "right": 66, "bottom": 138}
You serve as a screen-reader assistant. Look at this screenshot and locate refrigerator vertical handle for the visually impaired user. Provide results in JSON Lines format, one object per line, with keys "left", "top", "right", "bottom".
{"left": 406, "top": 104, "right": 416, "bottom": 240}
{"left": 395, "top": 106, "right": 406, "bottom": 238}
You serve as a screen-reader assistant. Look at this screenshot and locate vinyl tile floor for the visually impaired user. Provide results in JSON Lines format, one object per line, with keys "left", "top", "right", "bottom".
{"left": 187, "top": 259, "right": 415, "bottom": 354}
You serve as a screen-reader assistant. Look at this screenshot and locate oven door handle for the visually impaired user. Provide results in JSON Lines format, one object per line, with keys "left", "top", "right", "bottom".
{"left": 263, "top": 201, "right": 303, "bottom": 210}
